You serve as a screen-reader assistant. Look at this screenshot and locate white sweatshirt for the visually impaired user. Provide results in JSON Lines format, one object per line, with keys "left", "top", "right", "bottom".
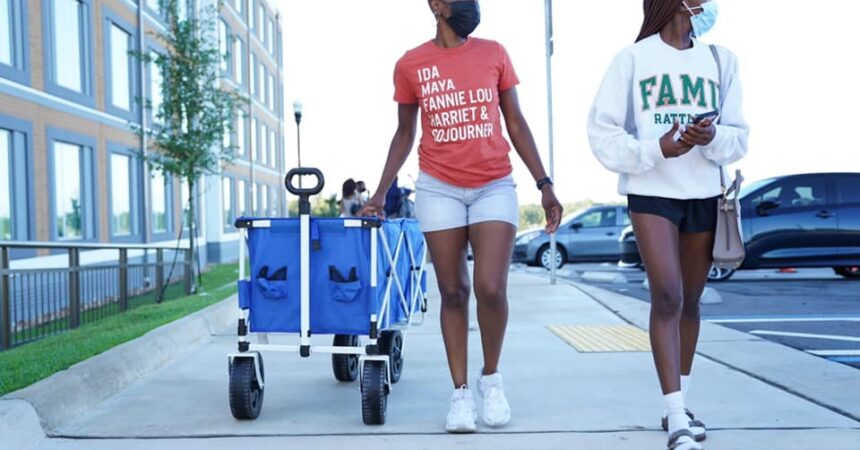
{"left": 587, "top": 34, "right": 749, "bottom": 199}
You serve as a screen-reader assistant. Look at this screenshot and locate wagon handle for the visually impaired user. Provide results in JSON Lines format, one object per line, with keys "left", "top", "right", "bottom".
{"left": 285, "top": 168, "right": 325, "bottom": 197}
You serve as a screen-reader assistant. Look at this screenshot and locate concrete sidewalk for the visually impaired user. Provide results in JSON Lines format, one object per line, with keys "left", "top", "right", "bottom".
{"left": 18, "top": 268, "right": 860, "bottom": 449}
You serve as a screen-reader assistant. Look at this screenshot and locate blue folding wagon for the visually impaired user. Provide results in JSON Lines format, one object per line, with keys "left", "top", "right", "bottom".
{"left": 227, "top": 168, "right": 428, "bottom": 425}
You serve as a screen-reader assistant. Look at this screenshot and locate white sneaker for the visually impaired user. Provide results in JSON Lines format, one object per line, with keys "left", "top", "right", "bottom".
{"left": 445, "top": 386, "right": 477, "bottom": 433}
{"left": 478, "top": 372, "right": 511, "bottom": 427}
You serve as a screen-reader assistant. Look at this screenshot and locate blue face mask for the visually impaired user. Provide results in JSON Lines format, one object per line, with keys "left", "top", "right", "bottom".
{"left": 684, "top": 1, "right": 718, "bottom": 38}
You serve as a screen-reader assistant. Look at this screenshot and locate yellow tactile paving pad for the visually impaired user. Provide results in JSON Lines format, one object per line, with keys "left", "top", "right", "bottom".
{"left": 548, "top": 325, "right": 651, "bottom": 353}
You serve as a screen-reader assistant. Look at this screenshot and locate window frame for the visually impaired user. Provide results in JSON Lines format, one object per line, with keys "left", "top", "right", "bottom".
{"left": 103, "top": 7, "right": 140, "bottom": 121}
{"left": 236, "top": 109, "right": 247, "bottom": 159}
{"left": 145, "top": 41, "right": 167, "bottom": 126}
{"left": 250, "top": 52, "right": 257, "bottom": 97}
{"left": 149, "top": 166, "right": 173, "bottom": 240}
{"left": 0, "top": 0, "right": 30, "bottom": 84}
{"left": 106, "top": 143, "right": 144, "bottom": 242}
{"left": 236, "top": 178, "right": 248, "bottom": 218}
{"left": 259, "top": 122, "right": 267, "bottom": 165}
{"left": 233, "top": 34, "right": 245, "bottom": 86}
{"left": 0, "top": 114, "right": 35, "bottom": 242}
{"left": 222, "top": 175, "right": 235, "bottom": 232}
{"left": 46, "top": 127, "right": 98, "bottom": 242}
{"left": 41, "top": 0, "right": 95, "bottom": 107}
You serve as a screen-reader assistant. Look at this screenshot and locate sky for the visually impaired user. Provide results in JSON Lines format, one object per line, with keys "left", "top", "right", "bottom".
{"left": 276, "top": 0, "right": 860, "bottom": 206}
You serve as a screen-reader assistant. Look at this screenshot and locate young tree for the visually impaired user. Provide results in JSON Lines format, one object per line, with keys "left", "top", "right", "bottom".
{"left": 133, "top": 0, "right": 246, "bottom": 292}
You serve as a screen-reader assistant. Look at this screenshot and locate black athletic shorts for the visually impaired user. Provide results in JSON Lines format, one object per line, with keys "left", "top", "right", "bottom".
{"left": 627, "top": 194, "right": 719, "bottom": 233}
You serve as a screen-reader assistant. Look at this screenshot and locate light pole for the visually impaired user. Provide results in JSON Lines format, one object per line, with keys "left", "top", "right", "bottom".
{"left": 293, "top": 99, "right": 303, "bottom": 168}
{"left": 545, "top": 0, "right": 557, "bottom": 285}
{"left": 293, "top": 99, "right": 303, "bottom": 190}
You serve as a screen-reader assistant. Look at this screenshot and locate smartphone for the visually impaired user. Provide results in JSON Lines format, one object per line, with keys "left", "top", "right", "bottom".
{"left": 692, "top": 109, "right": 719, "bottom": 124}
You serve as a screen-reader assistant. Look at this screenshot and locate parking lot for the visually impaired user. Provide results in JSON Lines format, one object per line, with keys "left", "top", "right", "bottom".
{"left": 539, "top": 263, "right": 860, "bottom": 369}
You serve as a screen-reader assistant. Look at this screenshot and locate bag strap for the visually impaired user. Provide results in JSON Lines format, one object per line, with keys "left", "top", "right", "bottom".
{"left": 709, "top": 44, "right": 729, "bottom": 192}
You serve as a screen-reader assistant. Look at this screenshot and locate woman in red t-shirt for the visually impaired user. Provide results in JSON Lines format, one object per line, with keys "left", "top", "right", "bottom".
{"left": 360, "top": 0, "right": 562, "bottom": 433}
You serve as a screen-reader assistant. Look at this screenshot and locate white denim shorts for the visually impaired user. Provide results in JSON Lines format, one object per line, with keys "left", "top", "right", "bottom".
{"left": 415, "top": 171, "right": 519, "bottom": 233}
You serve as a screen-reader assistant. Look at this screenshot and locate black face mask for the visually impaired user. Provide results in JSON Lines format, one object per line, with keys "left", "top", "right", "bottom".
{"left": 445, "top": 1, "right": 481, "bottom": 38}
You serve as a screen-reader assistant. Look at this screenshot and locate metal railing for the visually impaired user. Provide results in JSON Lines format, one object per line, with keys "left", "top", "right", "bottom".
{"left": 0, "top": 241, "right": 193, "bottom": 350}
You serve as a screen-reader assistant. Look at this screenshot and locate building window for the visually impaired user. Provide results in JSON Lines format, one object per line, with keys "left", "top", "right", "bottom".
{"left": 268, "top": 73, "right": 275, "bottom": 110}
{"left": 268, "top": 19, "right": 274, "bottom": 55}
{"left": 0, "top": 118, "right": 32, "bottom": 241}
{"left": 218, "top": 19, "right": 230, "bottom": 74}
{"left": 236, "top": 110, "right": 246, "bottom": 157}
{"left": 237, "top": 179, "right": 246, "bottom": 216}
{"left": 151, "top": 169, "right": 169, "bottom": 234}
{"left": 260, "top": 184, "right": 268, "bottom": 216}
{"left": 148, "top": 49, "right": 164, "bottom": 124}
{"left": 250, "top": 53, "right": 257, "bottom": 97}
{"left": 0, "top": 0, "right": 13, "bottom": 67}
{"left": 104, "top": 11, "right": 138, "bottom": 120}
{"left": 260, "top": 123, "right": 267, "bottom": 165}
{"left": 222, "top": 118, "right": 231, "bottom": 150}
{"left": 52, "top": 141, "right": 93, "bottom": 240}
{"left": 251, "top": 183, "right": 258, "bottom": 215}
{"left": 108, "top": 24, "right": 131, "bottom": 110}
{"left": 233, "top": 36, "right": 244, "bottom": 84}
{"left": 257, "top": 61, "right": 264, "bottom": 101}
{"left": 257, "top": 3, "right": 264, "bottom": 39}
{"left": 45, "top": 0, "right": 93, "bottom": 104}
{"left": 250, "top": 118, "right": 257, "bottom": 160}
{"left": 0, "top": 0, "right": 29, "bottom": 83}
{"left": 269, "top": 129, "right": 276, "bottom": 168}
{"left": 222, "top": 177, "right": 234, "bottom": 229}
{"left": 276, "top": 29, "right": 282, "bottom": 66}
{"left": 179, "top": 178, "right": 191, "bottom": 230}
{"left": 0, "top": 129, "right": 11, "bottom": 240}
{"left": 109, "top": 153, "right": 135, "bottom": 236}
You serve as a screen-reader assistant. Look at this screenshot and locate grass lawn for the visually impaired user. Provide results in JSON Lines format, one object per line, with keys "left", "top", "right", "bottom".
{"left": 0, "top": 264, "right": 239, "bottom": 396}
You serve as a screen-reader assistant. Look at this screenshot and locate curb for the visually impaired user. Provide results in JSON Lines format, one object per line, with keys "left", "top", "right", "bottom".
{"left": 2, "top": 295, "right": 237, "bottom": 437}
{"left": 570, "top": 281, "right": 860, "bottom": 422}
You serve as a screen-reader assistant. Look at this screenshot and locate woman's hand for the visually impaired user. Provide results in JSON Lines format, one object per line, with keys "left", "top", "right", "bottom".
{"left": 679, "top": 118, "right": 717, "bottom": 147}
{"left": 356, "top": 194, "right": 385, "bottom": 219}
{"left": 660, "top": 121, "right": 694, "bottom": 158}
{"left": 542, "top": 186, "right": 563, "bottom": 234}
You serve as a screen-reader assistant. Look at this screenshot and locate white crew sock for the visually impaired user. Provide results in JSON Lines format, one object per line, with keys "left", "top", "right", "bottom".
{"left": 663, "top": 391, "right": 689, "bottom": 434}
{"left": 663, "top": 376, "right": 691, "bottom": 417}
{"left": 681, "top": 375, "right": 691, "bottom": 397}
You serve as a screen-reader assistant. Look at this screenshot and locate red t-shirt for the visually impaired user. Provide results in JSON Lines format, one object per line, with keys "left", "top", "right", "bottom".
{"left": 393, "top": 38, "right": 520, "bottom": 188}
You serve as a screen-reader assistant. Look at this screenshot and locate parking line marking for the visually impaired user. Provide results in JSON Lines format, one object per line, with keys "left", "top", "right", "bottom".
{"left": 708, "top": 317, "right": 860, "bottom": 324}
{"left": 750, "top": 330, "right": 860, "bottom": 343}
{"left": 807, "top": 350, "right": 860, "bottom": 357}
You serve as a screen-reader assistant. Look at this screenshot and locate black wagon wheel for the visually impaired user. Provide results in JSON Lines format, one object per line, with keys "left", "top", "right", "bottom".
{"left": 379, "top": 330, "right": 404, "bottom": 384}
{"left": 229, "top": 352, "right": 265, "bottom": 420}
{"left": 332, "top": 334, "right": 360, "bottom": 382}
{"left": 361, "top": 360, "right": 388, "bottom": 425}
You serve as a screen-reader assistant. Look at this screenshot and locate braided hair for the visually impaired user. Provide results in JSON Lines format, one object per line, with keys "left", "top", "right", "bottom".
{"left": 636, "top": 0, "right": 681, "bottom": 42}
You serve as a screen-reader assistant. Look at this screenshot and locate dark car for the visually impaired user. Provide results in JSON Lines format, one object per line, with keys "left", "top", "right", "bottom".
{"left": 619, "top": 173, "right": 860, "bottom": 281}
{"left": 514, "top": 205, "right": 629, "bottom": 269}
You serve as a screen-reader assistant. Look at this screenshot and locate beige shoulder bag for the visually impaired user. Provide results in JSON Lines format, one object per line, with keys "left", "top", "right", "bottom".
{"left": 709, "top": 45, "right": 746, "bottom": 269}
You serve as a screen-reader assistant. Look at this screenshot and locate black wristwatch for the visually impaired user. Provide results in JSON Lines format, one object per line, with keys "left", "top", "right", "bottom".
{"left": 536, "top": 177, "right": 553, "bottom": 190}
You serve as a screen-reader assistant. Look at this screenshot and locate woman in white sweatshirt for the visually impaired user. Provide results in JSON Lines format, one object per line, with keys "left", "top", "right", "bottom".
{"left": 587, "top": 1, "right": 748, "bottom": 449}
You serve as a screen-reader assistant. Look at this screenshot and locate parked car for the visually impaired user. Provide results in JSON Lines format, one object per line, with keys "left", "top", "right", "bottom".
{"left": 514, "top": 205, "right": 629, "bottom": 269}
{"left": 619, "top": 173, "right": 860, "bottom": 281}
